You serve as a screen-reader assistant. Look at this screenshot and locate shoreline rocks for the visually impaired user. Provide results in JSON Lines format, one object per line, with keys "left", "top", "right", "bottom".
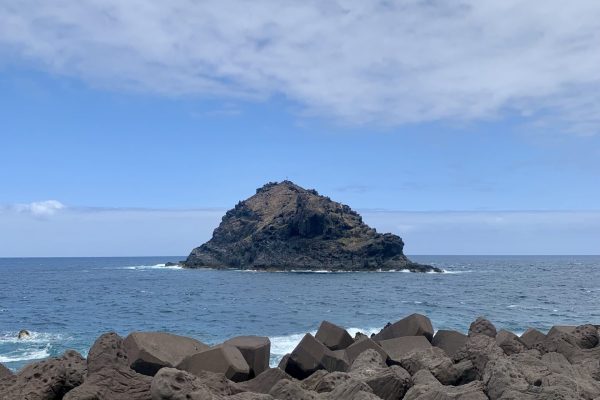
{"left": 3, "top": 314, "right": 600, "bottom": 399}
{"left": 183, "top": 181, "right": 441, "bottom": 273}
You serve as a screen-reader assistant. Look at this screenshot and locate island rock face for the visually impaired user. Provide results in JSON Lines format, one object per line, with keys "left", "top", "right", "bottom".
{"left": 184, "top": 181, "right": 440, "bottom": 273}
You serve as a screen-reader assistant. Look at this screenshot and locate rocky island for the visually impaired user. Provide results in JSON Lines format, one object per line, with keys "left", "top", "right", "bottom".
{"left": 184, "top": 181, "right": 440, "bottom": 273}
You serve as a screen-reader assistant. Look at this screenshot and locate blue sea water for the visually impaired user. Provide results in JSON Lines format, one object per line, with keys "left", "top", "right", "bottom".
{"left": 1, "top": 255, "right": 599, "bottom": 372}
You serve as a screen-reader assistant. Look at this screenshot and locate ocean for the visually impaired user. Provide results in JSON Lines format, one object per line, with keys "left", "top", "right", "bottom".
{"left": 1, "top": 255, "right": 599, "bottom": 372}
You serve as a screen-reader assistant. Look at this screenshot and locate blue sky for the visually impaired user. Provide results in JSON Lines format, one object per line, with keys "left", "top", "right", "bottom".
{"left": 1, "top": 1, "right": 600, "bottom": 256}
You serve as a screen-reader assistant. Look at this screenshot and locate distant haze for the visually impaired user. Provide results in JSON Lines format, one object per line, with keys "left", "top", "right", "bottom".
{"left": 1, "top": 205, "right": 599, "bottom": 257}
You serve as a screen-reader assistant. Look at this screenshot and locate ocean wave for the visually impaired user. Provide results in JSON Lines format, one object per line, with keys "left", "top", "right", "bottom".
{"left": 122, "top": 263, "right": 183, "bottom": 270}
{"left": 0, "top": 331, "right": 66, "bottom": 345}
{"left": 270, "top": 332, "right": 313, "bottom": 361}
{"left": 440, "top": 269, "right": 472, "bottom": 274}
{"left": 242, "top": 269, "right": 455, "bottom": 274}
{"left": 268, "top": 326, "right": 380, "bottom": 366}
{"left": 0, "top": 344, "right": 51, "bottom": 363}
{"left": 289, "top": 270, "right": 335, "bottom": 274}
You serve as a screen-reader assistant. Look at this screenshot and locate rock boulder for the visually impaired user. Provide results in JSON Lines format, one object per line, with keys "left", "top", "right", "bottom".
{"left": 124, "top": 331, "right": 209, "bottom": 376}
{"left": 0, "top": 350, "right": 86, "bottom": 400}
{"left": 236, "top": 368, "right": 293, "bottom": 394}
{"left": 63, "top": 333, "right": 151, "bottom": 400}
{"left": 520, "top": 328, "right": 546, "bottom": 349}
{"left": 177, "top": 345, "right": 250, "bottom": 382}
{"left": 468, "top": 317, "right": 497, "bottom": 338}
{"left": 315, "top": 321, "right": 354, "bottom": 351}
{"left": 373, "top": 314, "right": 434, "bottom": 342}
{"left": 224, "top": 336, "right": 271, "bottom": 378}
{"left": 378, "top": 336, "right": 432, "bottom": 364}
{"left": 432, "top": 330, "right": 467, "bottom": 358}
{"left": 345, "top": 337, "right": 389, "bottom": 366}
{"left": 284, "top": 334, "right": 349, "bottom": 379}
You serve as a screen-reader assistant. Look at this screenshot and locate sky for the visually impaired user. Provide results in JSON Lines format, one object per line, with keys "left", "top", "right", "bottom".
{"left": 1, "top": 1, "right": 600, "bottom": 256}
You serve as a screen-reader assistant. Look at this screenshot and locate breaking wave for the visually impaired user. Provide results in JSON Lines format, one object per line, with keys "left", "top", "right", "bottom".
{"left": 0, "top": 344, "right": 51, "bottom": 363}
{"left": 268, "top": 326, "right": 380, "bottom": 366}
{"left": 122, "top": 263, "right": 183, "bottom": 270}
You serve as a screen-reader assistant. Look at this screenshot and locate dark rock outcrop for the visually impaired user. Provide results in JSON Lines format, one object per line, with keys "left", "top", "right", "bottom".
{"left": 184, "top": 181, "right": 441, "bottom": 272}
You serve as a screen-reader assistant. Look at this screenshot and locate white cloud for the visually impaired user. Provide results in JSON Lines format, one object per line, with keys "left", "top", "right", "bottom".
{"left": 14, "top": 200, "right": 66, "bottom": 217}
{"left": 1, "top": 1, "right": 600, "bottom": 133}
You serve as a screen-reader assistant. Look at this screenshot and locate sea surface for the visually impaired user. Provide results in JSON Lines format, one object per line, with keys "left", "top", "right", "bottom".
{"left": 1, "top": 255, "right": 599, "bottom": 372}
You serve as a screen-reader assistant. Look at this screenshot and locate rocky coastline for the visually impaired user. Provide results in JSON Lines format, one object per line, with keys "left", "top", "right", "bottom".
{"left": 183, "top": 181, "right": 441, "bottom": 273}
{"left": 2, "top": 315, "right": 600, "bottom": 399}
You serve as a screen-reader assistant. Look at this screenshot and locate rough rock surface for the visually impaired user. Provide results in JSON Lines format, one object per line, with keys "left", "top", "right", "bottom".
{"left": 350, "top": 350, "right": 412, "bottom": 400}
{"left": 224, "top": 336, "right": 271, "bottom": 378}
{"left": 236, "top": 368, "right": 293, "bottom": 394}
{"left": 345, "top": 338, "right": 389, "bottom": 366}
{"left": 431, "top": 330, "right": 467, "bottom": 358}
{"left": 520, "top": 328, "right": 546, "bottom": 349}
{"left": 373, "top": 314, "right": 434, "bottom": 342}
{"left": 379, "top": 336, "right": 432, "bottom": 364}
{"left": 184, "top": 181, "right": 441, "bottom": 272}
{"left": 268, "top": 379, "right": 319, "bottom": 400}
{"left": 468, "top": 316, "right": 497, "bottom": 338}
{"left": 178, "top": 345, "right": 251, "bottom": 382}
{"left": 396, "top": 347, "right": 459, "bottom": 385}
{"left": 63, "top": 332, "right": 152, "bottom": 400}
{"left": 8, "top": 316, "right": 600, "bottom": 400}
{"left": 0, "top": 350, "right": 86, "bottom": 400}
{"left": 495, "top": 329, "right": 527, "bottom": 355}
{"left": 315, "top": 321, "right": 354, "bottom": 351}
{"left": 124, "top": 331, "right": 209, "bottom": 376}
{"left": 0, "top": 364, "right": 12, "bottom": 379}
{"left": 403, "top": 370, "right": 487, "bottom": 400}
{"left": 283, "top": 334, "right": 349, "bottom": 379}
{"left": 150, "top": 367, "right": 223, "bottom": 400}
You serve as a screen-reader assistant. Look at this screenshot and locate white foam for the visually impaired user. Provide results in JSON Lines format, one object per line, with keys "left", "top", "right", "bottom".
{"left": 0, "top": 331, "right": 65, "bottom": 345}
{"left": 123, "top": 263, "right": 183, "bottom": 270}
{"left": 440, "top": 269, "right": 472, "bottom": 274}
{"left": 268, "top": 326, "right": 380, "bottom": 366}
{"left": 270, "top": 331, "right": 314, "bottom": 361}
{"left": 288, "top": 270, "right": 335, "bottom": 274}
{"left": 0, "top": 344, "right": 51, "bottom": 363}
{"left": 345, "top": 327, "right": 380, "bottom": 338}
